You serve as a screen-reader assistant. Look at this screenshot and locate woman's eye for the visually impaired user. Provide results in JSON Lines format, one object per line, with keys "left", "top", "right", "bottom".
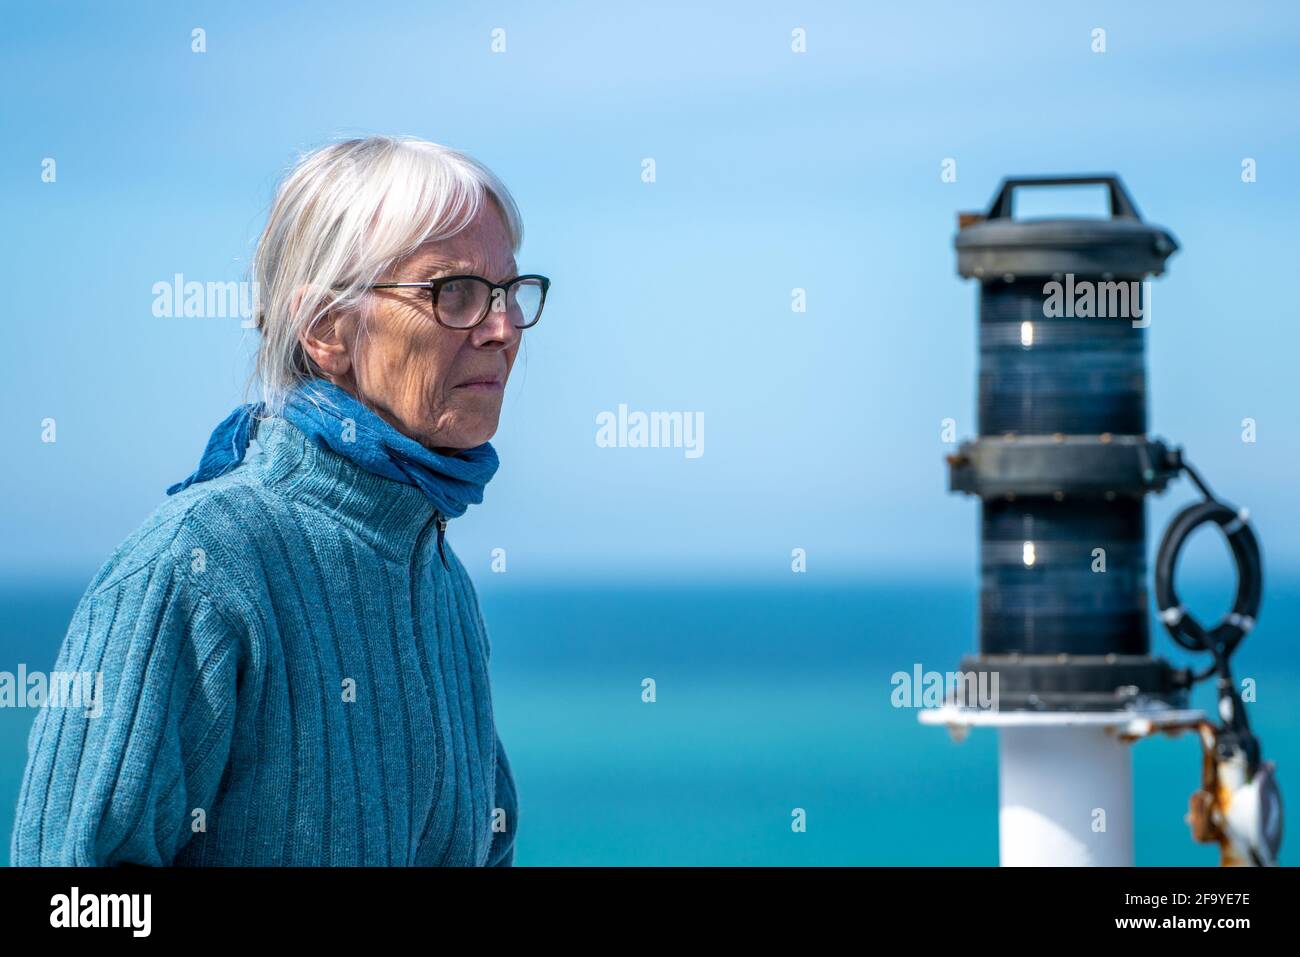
{"left": 439, "top": 281, "right": 469, "bottom": 305}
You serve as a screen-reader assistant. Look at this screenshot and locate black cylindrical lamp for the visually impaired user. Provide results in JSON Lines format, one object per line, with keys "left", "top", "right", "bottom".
{"left": 948, "top": 175, "right": 1189, "bottom": 711}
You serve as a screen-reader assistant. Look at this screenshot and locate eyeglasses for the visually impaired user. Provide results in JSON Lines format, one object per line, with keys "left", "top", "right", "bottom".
{"left": 368, "top": 274, "right": 550, "bottom": 330}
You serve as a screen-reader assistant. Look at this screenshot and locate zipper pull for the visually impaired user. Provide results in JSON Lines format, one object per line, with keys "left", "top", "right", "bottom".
{"left": 435, "top": 511, "right": 450, "bottom": 571}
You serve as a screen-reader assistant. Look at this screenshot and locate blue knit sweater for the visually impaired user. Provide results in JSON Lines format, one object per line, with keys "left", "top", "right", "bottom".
{"left": 10, "top": 416, "right": 517, "bottom": 866}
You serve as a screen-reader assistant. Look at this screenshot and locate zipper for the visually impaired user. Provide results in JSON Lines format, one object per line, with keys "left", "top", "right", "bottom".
{"left": 411, "top": 511, "right": 440, "bottom": 582}
{"left": 434, "top": 511, "right": 450, "bottom": 571}
{"left": 408, "top": 508, "right": 445, "bottom": 865}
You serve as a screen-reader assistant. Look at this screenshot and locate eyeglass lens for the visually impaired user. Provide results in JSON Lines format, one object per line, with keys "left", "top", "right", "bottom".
{"left": 435, "top": 277, "right": 545, "bottom": 328}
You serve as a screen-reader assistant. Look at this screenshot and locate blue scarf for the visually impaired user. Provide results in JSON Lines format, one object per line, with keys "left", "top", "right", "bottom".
{"left": 168, "top": 379, "right": 499, "bottom": 568}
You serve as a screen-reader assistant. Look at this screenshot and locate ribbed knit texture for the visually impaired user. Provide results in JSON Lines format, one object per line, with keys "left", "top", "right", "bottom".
{"left": 10, "top": 416, "right": 517, "bottom": 866}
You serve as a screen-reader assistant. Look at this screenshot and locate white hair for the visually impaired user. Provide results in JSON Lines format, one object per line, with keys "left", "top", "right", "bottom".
{"left": 250, "top": 135, "right": 524, "bottom": 412}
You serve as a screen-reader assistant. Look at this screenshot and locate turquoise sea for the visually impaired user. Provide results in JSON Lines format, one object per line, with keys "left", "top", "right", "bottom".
{"left": 3, "top": 575, "right": 1296, "bottom": 866}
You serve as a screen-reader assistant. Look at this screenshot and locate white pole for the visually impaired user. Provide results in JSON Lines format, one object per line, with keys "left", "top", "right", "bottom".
{"left": 998, "top": 725, "right": 1135, "bottom": 866}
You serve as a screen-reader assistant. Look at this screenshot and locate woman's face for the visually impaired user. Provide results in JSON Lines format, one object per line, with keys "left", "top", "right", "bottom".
{"left": 308, "top": 201, "right": 521, "bottom": 454}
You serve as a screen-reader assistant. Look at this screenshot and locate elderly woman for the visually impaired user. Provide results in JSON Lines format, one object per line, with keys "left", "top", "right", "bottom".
{"left": 10, "top": 136, "right": 544, "bottom": 866}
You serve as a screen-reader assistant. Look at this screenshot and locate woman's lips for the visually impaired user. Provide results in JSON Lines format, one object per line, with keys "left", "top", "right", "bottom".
{"left": 454, "top": 378, "right": 504, "bottom": 391}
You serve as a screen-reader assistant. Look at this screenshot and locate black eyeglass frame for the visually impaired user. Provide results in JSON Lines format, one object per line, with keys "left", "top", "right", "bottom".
{"left": 367, "top": 274, "right": 550, "bottom": 330}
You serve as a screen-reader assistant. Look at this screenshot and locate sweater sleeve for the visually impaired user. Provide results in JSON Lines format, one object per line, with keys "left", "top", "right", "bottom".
{"left": 486, "top": 731, "right": 518, "bottom": 867}
{"left": 9, "top": 549, "right": 241, "bottom": 866}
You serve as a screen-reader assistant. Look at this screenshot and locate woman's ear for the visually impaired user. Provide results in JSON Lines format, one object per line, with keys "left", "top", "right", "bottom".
{"left": 295, "top": 288, "right": 355, "bottom": 377}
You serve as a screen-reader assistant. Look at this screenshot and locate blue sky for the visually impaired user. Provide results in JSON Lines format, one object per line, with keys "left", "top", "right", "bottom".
{"left": 2, "top": 0, "right": 1298, "bottom": 583}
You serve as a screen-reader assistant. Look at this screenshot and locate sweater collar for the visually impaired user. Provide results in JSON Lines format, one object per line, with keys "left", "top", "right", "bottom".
{"left": 280, "top": 379, "right": 499, "bottom": 521}
{"left": 254, "top": 416, "right": 441, "bottom": 562}
{"left": 167, "top": 378, "right": 500, "bottom": 565}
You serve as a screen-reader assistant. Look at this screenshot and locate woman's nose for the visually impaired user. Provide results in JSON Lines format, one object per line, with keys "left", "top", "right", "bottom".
{"left": 471, "top": 301, "right": 522, "bottom": 347}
